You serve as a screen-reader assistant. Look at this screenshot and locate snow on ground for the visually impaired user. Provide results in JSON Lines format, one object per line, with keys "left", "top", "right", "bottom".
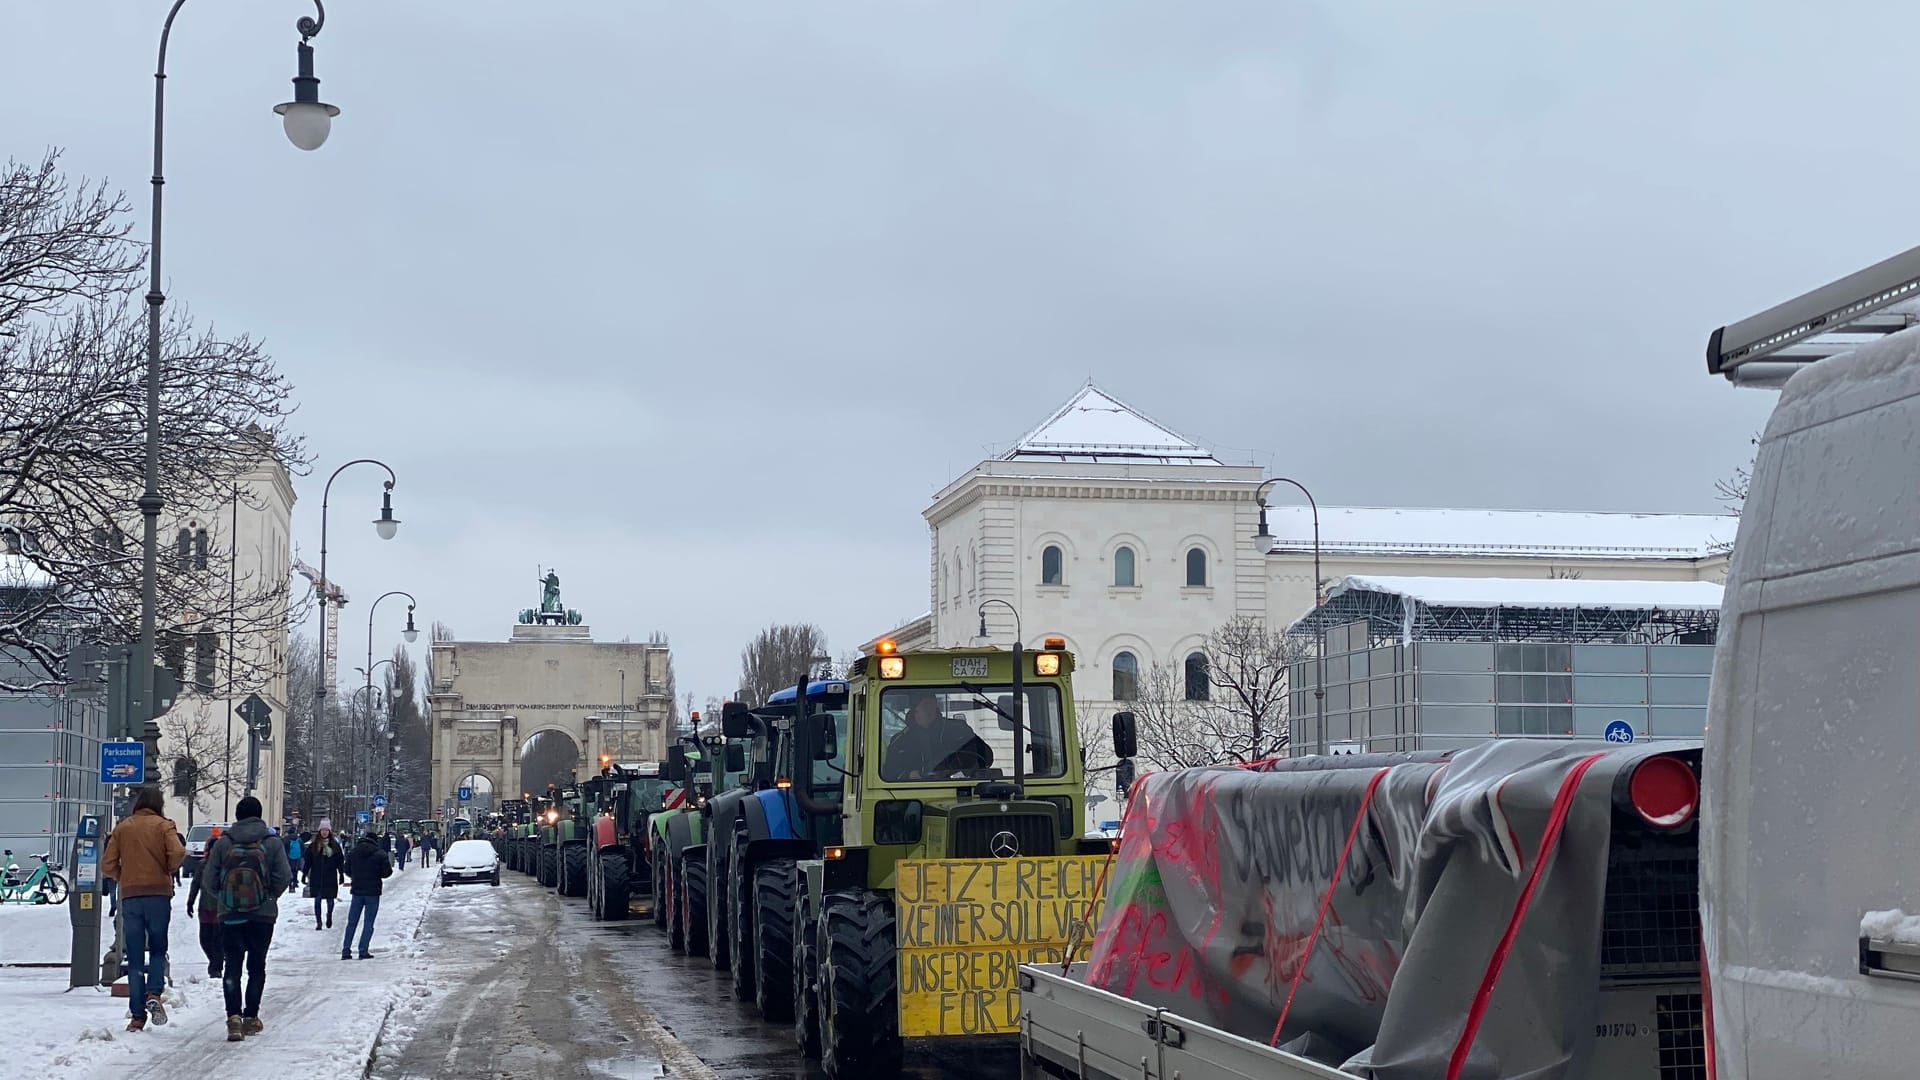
{"left": 0, "top": 895, "right": 76, "bottom": 964}
{"left": 2, "top": 862, "right": 438, "bottom": 1079}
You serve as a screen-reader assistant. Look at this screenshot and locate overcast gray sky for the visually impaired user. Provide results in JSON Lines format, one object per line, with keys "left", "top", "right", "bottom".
{"left": 9, "top": 1, "right": 1877, "bottom": 709}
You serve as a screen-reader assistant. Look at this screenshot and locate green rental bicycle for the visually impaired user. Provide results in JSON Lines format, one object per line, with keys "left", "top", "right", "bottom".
{"left": 0, "top": 849, "right": 70, "bottom": 905}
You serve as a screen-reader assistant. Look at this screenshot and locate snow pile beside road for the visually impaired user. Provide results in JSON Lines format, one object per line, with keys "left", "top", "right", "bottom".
{"left": 8, "top": 864, "right": 436, "bottom": 1080}
{"left": 0, "top": 897, "right": 75, "bottom": 964}
{"left": 1862, "top": 909, "right": 1920, "bottom": 944}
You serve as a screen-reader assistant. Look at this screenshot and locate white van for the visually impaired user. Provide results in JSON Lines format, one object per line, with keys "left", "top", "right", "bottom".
{"left": 1704, "top": 255, "right": 1920, "bottom": 1079}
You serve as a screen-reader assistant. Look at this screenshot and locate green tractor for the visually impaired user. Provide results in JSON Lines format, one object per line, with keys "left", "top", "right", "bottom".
{"left": 546, "top": 781, "right": 593, "bottom": 898}
{"left": 652, "top": 735, "right": 749, "bottom": 952}
{"left": 581, "top": 760, "right": 676, "bottom": 921}
{"left": 741, "top": 640, "right": 1124, "bottom": 1078}
{"left": 491, "top": 799, "right": 530, "bottom": 860}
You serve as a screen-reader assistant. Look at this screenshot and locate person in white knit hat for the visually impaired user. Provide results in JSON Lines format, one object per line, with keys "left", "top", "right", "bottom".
{"left": 304, "top": 821, "right": 346, "bottom": 930}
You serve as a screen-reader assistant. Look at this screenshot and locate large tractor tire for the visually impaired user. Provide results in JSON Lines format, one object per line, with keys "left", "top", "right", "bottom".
{"left": 651, "top": 838, "right": 669, "bottom": 929}
{"left": 682, "top": 851, "right": 710, "bottom": 957}
{"left": 539, "top": 845, "right": 558, "bottom": 889}
{"left": 729, "top": 844, "right": 757, "bottom": 1002}
{"left": 820, "top": 888, "right": 901, "bottom": 1080}
{"left": 667, "top": 855, "right": 687, "bottom": 952}
{"left": 601, "top": 851, "right": 630, "bottom": 921}
{"left": 754, "top": 858, "right": 797, "bottom": 1022}
{"left": 708, "top": 850, "right": 730, "bottom": 971}
{"left": 563, "top": 842, "right": 590, "bottom": 898}
{"left": 794, "top": 889, "right": 822, "bottom": 1059}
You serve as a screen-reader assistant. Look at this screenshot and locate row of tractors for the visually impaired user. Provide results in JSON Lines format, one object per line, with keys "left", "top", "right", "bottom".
{"left": 489, "top": 642, "right": 1131, "bottom": 1079}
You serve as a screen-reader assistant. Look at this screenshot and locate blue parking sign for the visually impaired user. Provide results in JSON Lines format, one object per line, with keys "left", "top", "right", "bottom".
{"left": 356, "top": 810, "right": 371, "bottom": 825}
{"left": 100, "top": 742, "right": 146, "bottom": 785}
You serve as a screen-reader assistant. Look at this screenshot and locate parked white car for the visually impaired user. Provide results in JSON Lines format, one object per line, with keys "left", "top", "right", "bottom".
{"left": 439, "top": 839, "right": 500, "bottom": 887}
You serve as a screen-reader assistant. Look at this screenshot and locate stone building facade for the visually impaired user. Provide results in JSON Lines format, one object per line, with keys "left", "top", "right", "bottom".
{"left": 919, "top": 384, "right": 1732, "bottom": 733}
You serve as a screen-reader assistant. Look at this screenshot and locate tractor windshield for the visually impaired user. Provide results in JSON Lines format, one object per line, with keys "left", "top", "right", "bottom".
{"left": 879, "top": 685, "right": 1065, "bottom": 782}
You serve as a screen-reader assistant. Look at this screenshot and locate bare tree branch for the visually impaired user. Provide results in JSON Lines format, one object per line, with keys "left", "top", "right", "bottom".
{"left": 738, "top": 622, "right": 829, "bottom": 706}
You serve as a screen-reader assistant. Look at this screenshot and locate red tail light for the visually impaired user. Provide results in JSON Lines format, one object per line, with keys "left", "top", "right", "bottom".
{"left": 1628, "top": 756, "right": 1698, "bottom": 828}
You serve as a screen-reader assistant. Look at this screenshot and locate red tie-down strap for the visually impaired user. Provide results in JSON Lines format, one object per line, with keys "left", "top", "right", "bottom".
{"left": 1269, "top": 766, "right": 1393, "bottom": 1046}
{"left": 1444, "top": 752, "right": 1606, "bottom": 1080}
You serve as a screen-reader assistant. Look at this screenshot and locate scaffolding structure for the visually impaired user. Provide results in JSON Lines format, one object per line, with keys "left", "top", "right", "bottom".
{"left": 1291, "top": 584, "right": 1720, "bottom": 650}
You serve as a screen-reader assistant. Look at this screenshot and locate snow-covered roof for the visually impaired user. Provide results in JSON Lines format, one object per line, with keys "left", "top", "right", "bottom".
{"left": 1263, "top": 506, "right": 1735, "bottom": 560}
{"left": 1332, "top": 575, "right": 1725, "bottom": 611}
{"left": 0, "top": 553, "right": 53, "bottom": 589}
{"left": 1004, "top": 384, "right": 1219, "bottom": 463}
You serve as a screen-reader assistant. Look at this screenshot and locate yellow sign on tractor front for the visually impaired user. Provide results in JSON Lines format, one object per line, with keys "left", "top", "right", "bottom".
{"left": 896, "top": 855, "right": 1107, "bottom": 1037}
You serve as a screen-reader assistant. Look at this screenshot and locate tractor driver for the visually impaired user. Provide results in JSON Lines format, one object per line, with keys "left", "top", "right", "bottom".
{"left": 884, "top": 694, "right": 993, "bottom": 781}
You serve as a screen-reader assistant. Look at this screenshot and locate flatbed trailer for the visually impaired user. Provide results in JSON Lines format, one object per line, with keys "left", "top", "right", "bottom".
{"left": 1019, "top": 964, "right": 1349, "bottom": 1080}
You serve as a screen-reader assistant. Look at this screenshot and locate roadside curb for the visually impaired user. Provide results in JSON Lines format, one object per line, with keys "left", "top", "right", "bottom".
{"left": 359, "top": 876, "right": 437, "bottom": 1079}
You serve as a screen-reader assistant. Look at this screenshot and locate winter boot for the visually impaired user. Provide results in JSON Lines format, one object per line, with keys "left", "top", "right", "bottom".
{"left": 226, "top": 1015, "right": 245, "bottom": 1042}
{"left": 242, "top": 1016, "right": 263, "bottom": 1037}
{"left": 145, "top": 993, "right": 169, "bottom": 1026}
{"left": 126, "top": 1016, "right": 146, "bottom": 1033}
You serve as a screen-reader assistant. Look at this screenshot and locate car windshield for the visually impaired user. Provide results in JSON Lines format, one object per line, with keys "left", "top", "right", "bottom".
{"left": 447, "top": 840, "right": 493, "bottom": 863}
{"left": 878, "top": 685, "right": 1066, "bottom": 782}
{"left": 187, "top": 825, "right": 215, "bottom": 842}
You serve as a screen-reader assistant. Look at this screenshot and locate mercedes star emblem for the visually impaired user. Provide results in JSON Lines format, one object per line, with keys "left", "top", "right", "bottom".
{"left": 990, "top": 830, "right": 1021, "bottom": 858}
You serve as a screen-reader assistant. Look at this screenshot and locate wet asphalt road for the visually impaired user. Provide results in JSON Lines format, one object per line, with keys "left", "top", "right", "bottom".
{"left": 375, "top": 871, "right": 1020, "bottom": 1080}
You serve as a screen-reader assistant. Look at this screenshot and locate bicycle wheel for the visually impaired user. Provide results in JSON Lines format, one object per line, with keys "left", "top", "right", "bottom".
{"left": 41, "top": 872, "right": 68, "bottom": 904}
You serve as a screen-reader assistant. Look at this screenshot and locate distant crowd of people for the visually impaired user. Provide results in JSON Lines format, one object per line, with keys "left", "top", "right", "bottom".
{"left": 100, "top": 793, "right": 428, "bottom": 1040}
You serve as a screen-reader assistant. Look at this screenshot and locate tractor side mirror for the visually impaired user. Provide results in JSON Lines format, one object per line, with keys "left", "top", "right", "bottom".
{"left": 726, "top": 744, "right": 747, "bottom": 773}
{"left": 1112, "top": 711, "right": 1138, "bottom": 760}
{"left": 666, "top": 746, "right": 687, "bottom": 782}
{"left": 721, "top": 701, "right": 753, "bottom": 739}
{"left": 813, "top": 714, "right": 838, "bottom": 761}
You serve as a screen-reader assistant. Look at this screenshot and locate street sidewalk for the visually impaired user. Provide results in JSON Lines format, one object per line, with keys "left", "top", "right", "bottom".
{"left": 4, "top": 859, "right": 436, "bottom": 1079}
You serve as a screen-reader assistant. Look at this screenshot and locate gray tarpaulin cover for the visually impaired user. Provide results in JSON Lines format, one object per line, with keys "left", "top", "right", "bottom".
{"left": 1083, "top": 741, "right": 1664, "bottom": 1079}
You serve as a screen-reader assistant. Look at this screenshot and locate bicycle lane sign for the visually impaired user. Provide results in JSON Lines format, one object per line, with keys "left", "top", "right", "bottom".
{"left": 100, "top": 742, "right": 146, "bottom": 785}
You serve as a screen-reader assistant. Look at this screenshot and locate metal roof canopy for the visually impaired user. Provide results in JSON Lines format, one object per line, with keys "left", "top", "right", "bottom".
{"left": 1708, "top": 243, "right": 1920, "bottom": 386}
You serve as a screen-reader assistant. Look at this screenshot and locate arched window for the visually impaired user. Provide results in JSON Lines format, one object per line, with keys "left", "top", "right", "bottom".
{"left": 1185, "top": 652, "right": 1210, "bottom": 701}
{"left": 173, "top": 528, "right": 192, "bottom": 568}
{"left": 172, "top": 757, "right": 196, "bottom": 798}
{"left": 1186, "top": 547, "right": 1207, "bottom": 587}
{"left": 1112, "top": 650, "right": 1139, "bottom": 701}
{"left": 194, "top": 528, "right": 210, "bottom": 571}
{"left": 1041, "top": 545, "right": 1064, "bottom": 586}
{"left": 1113, "top": 545, "right": 1137, "bottom": 587}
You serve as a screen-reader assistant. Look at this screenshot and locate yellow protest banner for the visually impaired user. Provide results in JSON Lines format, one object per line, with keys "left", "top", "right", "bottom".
{"left": 895, "top": 855, "right": 1107, "bottom": 1037}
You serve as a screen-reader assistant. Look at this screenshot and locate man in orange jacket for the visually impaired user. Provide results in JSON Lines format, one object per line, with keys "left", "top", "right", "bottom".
{"left": 102, "top": 786, "right": 186, "bottom": 1031}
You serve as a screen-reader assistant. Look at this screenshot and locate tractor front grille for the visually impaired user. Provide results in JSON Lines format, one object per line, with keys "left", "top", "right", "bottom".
{"left": 1600, "top": 831, "right": 1700, "bottom": 980}
{"left": 949, "top": 812, "right": 1058, "bottom": 860}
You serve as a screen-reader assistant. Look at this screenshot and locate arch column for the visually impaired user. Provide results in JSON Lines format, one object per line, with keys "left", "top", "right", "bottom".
{"left": 584, "top": 715, "right": 602, "bottom": 779}
{"left": 500, "top": 716, "right": 518, "bottom": 800}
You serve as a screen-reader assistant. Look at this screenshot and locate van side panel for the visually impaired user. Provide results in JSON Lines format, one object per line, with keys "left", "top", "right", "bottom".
{"left": 1706, "top": 331, "right": 1920, "bottom": 1079}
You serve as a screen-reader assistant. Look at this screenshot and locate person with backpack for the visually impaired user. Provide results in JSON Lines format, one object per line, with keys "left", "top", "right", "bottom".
{"left": 101, "top": 785, "right": 185, "bottom": 1032}
{"left": 305, "top": 822, "right": 345, "bottom": 929}
{"left": 286, "top": 831, "right": 304, "bottom": 884}
{"left": 202, "top": 795, "right": 291, "bottom": 1041}
{"left": 341, "top": 831, "right": 392, "bottom": 960}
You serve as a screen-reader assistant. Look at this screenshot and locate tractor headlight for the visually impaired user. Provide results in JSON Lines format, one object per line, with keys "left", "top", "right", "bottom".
{"left": 878, "top": 656, "right": 906, "bottom": 680}
{"left": 1034, "top": 652, "right": 1061, "bottom": 677}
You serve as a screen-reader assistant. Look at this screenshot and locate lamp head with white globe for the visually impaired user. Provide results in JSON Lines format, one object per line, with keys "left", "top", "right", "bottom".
{"left": 274, "top": 16, "right": 339, "bottom": 152}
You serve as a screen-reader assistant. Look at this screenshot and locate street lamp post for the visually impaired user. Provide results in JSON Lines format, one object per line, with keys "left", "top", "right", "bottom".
{"left": 138, "top": 0, "right": 341, "bottom": 761}
{"left": 309, "top": 458, "right": 401, "bottom": 814}
{"left": 354, "top": 658, "right": 395, "bottom": 813}
{"left": 1251, "top": 477, "right": 1327, "bottom": 755}
{"left": 976, "top": 599, "right": 1026, "bottom": 795}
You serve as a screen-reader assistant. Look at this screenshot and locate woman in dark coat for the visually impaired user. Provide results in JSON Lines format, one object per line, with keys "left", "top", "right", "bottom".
{"left": 305, "top": 821, "right": 347, "bottom": 930}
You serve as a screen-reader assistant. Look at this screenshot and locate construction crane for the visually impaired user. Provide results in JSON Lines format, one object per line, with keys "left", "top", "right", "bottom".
{"left": 293, "top": 555, "right": 347, "bottom": 702}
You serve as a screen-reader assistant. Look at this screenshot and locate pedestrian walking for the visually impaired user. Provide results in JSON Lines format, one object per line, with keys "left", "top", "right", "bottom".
{"left": 185, "top": 858, "right": 224, "bottom": 980}
{"left": 100, "top": 785, "right": 185, "bottom": 1032}
{"left": 203, "top": 795, "right": 292, "bottom": 1041}
{"left": 420, "top": 833, "right": 437, "bottom": 868}
{"left": 297, "top": 831, "right": 315, "bottom": 883}
{"left": 285, "top": 830, "right": 304, "bottom": 884}
{"left": 342, "top": 831, "right": 393, "bottom": 960}
{"left": 306, "top": 822, "right": 346, "bottom": 929}
{"left": 395, "top": 832, "right": 412, "bottom": 870}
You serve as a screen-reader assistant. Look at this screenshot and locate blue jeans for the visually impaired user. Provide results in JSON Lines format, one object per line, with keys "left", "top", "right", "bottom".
{"left": 313, "top": 893, "right": 335, "bottom": 923}
{"left": 342, "top": 895, "right": 380, "bottom": 956}
{"left": 122, "top": 896, "right": 171, "bottom": 1016}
